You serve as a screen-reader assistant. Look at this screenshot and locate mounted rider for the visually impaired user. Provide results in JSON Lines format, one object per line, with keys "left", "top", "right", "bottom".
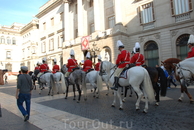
{"left": 52, "top": 58, "right": 60, "bottom": 74}
{"left": 83, "top": 52, "right": 93, "bottom": 72}
{"left": 65, "top": 49, "right": 78, "bottom": 78}
{"left": 34, "top": 62, "right": 40, "bottom": 70}
{"left": 187, "top": 34, "right": 194, "bottom": 58}
{"left": 110, "top": 40, "right": 130, "bottom": 91}
{"left": 94, "top": 55, "right": 102, "bottom": 71}
{"left": 130, "top": 42, "right": 145, "bottom": 66}
{"left": 37, "top": 57, "right": 49, "bottom": 84}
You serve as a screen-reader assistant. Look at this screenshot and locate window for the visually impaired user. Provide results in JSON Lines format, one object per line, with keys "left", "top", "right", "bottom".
{"left": 27, "top": 47, "right": 30, "bottom": 58}
{"left": 75, "top": 4, "right": 77, "bottom": 14}
{"left": 75, "top": 29, "right": 78, "bottom": 38}
{"left": 1, "top": 36, "right": 5, "bottom": 43}
{"left": 89, "top": 0, "right": 93, "bottom": 7}
{"left": 144, "top": 41, "right": 159, "bottom": 67}
{"left": 51, "top": 17, "right": 54, "bottom": 26}
{"left": 7, "top": 37, "right": 11, "bottom": 44}
{"left": 43, "top": 22, "right": 46, "bottom": 30}
{"left": 58, "top": 36, "right": 63, "bottom": 48}
{"left": 12, "top": 37, "right": 16, "bottom": 45}
{"left": 60, "top": 12, "right": 64, "bottom": 21}
{"left": 90, "top": 23, "right": 94, "bottom": 34}
{"left": 41, "top": 42, "right": 46, "bottom": 53}
{"left": 49, "top": 38, "right": 54, "bottom": 51}
{"left": 171, "top": 0, "right": 192, "bottom": 15}
{"left": 22, "top": 49, "right": 25, "bottom": 59}
{"left": 108, "top": 16, "right": 115, "bottom": 28}
{"left": 138, "top": 2, "right": 155, "bottom": 24}
{"left": 6, "top": 51, "right": 11, "bottom": 59}
{"left": 5, "top": 63, "right": 12, "bottom": 72}
{"left": 176, "top": 34, "right": 190, "bottom": 60}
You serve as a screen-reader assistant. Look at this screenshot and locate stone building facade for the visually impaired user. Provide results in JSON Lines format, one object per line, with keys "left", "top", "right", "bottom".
{"left": 0, "top": 0, "right": 194, "bottom": 73}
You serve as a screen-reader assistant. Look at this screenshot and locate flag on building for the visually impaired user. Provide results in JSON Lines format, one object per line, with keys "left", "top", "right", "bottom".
{"left": 81, "top": 36, "right": 90, "bottom": 50}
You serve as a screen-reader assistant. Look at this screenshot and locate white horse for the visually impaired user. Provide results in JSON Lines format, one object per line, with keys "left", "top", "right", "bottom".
{"left": 53, "top": 72, "right": 66, "bottom": 94}
{"left": 99, "top": 61, "right": 155, "bottom": 113}
{"left": 175, "top": 57, "right": 194, "bottom": 88}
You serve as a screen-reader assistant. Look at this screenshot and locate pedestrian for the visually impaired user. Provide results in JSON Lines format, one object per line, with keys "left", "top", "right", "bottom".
{"left": 110, "top": 40, "right": 130, "bottom": 90}
{"left": 15, "top": 66, "right": 33, "bottom": 122}
{"left": 4, "top": 72, "right": 8, "bottom": 84}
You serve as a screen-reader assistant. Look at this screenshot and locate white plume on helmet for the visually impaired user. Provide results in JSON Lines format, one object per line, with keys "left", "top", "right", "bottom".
{"left": 86, "top": 52, "right": 91, "bottom": 58}
{"left": 98, "top": 55, "right": 102, "bottom": 60}
{"left": 53, "top": 58, "right": 57, "bottom": 62}
{"left": 117, "top": 40, "right": 124, "bottom": 48}
{"left": 37, "top": 61, "right": 40, "bottom": 65}
{"left": 70, "top": 49, "right": 75, "bottom": 55}
{"left": 42, "top": 57, "right": 47, "bottom": 62}
{"left": 133, "top": 47, "right": 136, "bottom": 53}
{"left": 188, "top": 34, "right": 194, "bottom": 44}
{"left": 135, "top": 42, "right": 141, "bottom": 49}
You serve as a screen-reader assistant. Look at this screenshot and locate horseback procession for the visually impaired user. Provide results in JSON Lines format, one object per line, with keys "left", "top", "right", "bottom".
{"left": 16, "top": 34, "right": 194, "bottom": 113}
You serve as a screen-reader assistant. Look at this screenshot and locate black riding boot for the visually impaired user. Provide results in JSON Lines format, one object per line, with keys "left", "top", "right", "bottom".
{"left": 111, "top": 77, "right": 119, "bottom": 91}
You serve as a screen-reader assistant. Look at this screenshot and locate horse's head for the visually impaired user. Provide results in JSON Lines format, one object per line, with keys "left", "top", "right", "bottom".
{"left": 61, "top": 64, "right": 68, "bottom": 74}
{"left": 99, "top": 61, "right": 115, "bottom": 76}
{"left": 162, "top": 58, "right": 181, "bottom": 75}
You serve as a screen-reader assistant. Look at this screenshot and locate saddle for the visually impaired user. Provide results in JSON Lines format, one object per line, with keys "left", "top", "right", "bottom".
{"left": 119, "top": 63, "right": 135, "bottom": 79}
{"left": 72, "top": 67, "right": 80, "bottom": 71}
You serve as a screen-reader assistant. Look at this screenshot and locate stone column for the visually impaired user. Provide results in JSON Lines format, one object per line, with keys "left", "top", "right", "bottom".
{"left": 64, "top": 1, "right": 70, "bottom": 41}
{"left": 77, "top": 0, "right": 83, "bottom": 37}
{"left": 114, "top": 0, "right": 122, "bottom": 24}
{"left": 94, "top": 0, "right": 101, "bottom": 31}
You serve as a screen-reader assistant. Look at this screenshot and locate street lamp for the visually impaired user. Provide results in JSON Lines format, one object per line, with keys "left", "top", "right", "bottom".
{"left": 89, "top": 42, "right": 100, "bottom": 64}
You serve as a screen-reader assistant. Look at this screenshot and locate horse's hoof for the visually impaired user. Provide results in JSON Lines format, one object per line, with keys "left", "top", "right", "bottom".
{"left": 136, "top": 108, "right": 140, "bottom": 111}
{"left": 178, "top": 99, "right": 182, "bottom": 102}
{"left": 119, "top": 107, "right": 123, "bottom": 110}
{"left": 122, "top": 100, "right": 125, "bottom": 103}
{"left": 64, "top": 97, "right": 67, "bottom": 99}
{"left": 111, "top": 105, "right": 115, "bottom": 107}
{"left": 96, "top": 96, "right": 99, "bottom": 99}
{"left": 57, "top": 92, "right": 59, "bottom": 94}
{"left": 155, "top": 102, "right": 159, "bottom": 106}
{"left": 51, "top": 95, "right": 53, "bottom": 96}
{"left": 129, "top": 95, "right": 132, "bottom": 97}
{"left": 106, "top": 93, "right": 108, "bottom": 96}
{"left": 73, "top": 98, "right": 76, "bottom": 100}
{"left": 77, "top": 100, "right": 80, "bottom": 103}
{"left": 143, "top": 110, "right": 147, "bottom": 114}
{"left": 84, "top": 98, "right": 87, "bottom": 101}
{"left": 63, "top": 92, "right": 65, "bottom": 94}
{"left": 39, "top": 93, "right": 41, "bottom": 95}
{"left": 121, "top": 93, "right": 123, "bottom": 95}
{"left": 93, "top": 95, "right": 96, "bottom": 98}
{"left": 91, "top": 90, "right": 93, "bottom": 92}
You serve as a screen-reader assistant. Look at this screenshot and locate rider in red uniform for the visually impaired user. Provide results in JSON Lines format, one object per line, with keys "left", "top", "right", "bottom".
{"left": 52, "top": 58, "right": 60, "bottom": 74}
{"left": 37, "top": 57, "right": 49, "bottom": 84}
{"left": 111, "top": 40, "right": 130, "bottom": 90}
{"left": 65, "top": 49, "right": 78, "bottom": 77}
{"left": 83, "top": 52, "right": 93, "bottom": 72}
{"left": 130, "top": 42, "right": 145, "bottom": 66}
{"left": 187, "top": 34, "right": 194, "bottom": 58}
{"left": 94, "top": 55, "right": 102, "bottom": 71}
{"left": 34, "top": 62, "right": 40, "bottom": 70}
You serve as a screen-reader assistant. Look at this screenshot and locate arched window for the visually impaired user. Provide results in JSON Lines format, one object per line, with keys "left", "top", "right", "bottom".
{"left": 12, "top": 37, "right": 16, "bottom": 45}
{"left": 176, "top": 34, "right": 190, "bottom": 60}
{"left": 7, "top": 37, "right": 11, "bottom": 44}
{"left": 100, "top": 46, "right": 111, "bottom": 62}
{"left": 144, "top": 41, "right": 159, "bottom": 67}
{"left": 1, "top": 36, "right": 5, "bottom": 43}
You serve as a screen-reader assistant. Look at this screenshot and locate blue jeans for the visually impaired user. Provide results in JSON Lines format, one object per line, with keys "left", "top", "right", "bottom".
{"left": 17, "top": 93, "right": 31, "bottom": 118}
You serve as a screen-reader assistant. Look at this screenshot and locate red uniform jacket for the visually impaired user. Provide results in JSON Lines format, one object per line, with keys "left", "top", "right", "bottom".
{"left": 52, "top": 65, "right": 60, "bottom": 74}
{"left": 187, "top": 47, "right": 194, "bottom": 58}
{"left": 130, "top": 52, "right": 145, "bottom": 66}
{"left": 34, "top": 66, "right": 40, "bottom": 70}
{"left": 116, "top": 49, "right": 130, "bottom": 68}
{"left": 83, "top": 59, "right": 93, "bottom": 72}
{"left": 95, "top": 62, "right": 100, "bottom": 71}
{"left": 66, "top": 58, "right": 78, "bottom": 72}
{"left": 39, "top": 64, "right": 49, "bottom": 73}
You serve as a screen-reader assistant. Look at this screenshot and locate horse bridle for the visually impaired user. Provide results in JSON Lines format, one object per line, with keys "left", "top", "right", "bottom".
{"left": 99, "top": 61, "right": 117, "bottom": 78}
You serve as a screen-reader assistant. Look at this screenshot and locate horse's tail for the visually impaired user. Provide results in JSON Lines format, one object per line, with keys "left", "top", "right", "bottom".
{"left": 142, "top": 68, "right": 155, "bottom": 104}
{"left": 50, "top": 74, "right": 56, "bottom": 92}
{"left": 96, "top": 71, "right": 103, "bottom": 91}
{"left": 60, "top": 72, "right": 66, "bottom": 93}
{"left": 156, "top": 67, "right": 167, "bottom": 96}
{"left": 81, "top": 71, "right": 87, "bottom": 97}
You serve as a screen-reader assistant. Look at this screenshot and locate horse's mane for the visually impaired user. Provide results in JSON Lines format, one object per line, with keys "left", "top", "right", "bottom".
{"left": 163, "top": 58, "right": 181, "bottom": 63}
{"left": 102, "top": 61, "right": 115, "bottom": 71}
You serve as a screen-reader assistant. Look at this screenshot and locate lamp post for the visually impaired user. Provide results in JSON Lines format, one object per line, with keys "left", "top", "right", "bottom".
{"left": 90, "top": 42, "right": 100, "bottom": 64}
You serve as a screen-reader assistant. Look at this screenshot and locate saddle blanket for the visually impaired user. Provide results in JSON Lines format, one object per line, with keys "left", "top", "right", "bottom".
{"left": 119, "top": 69, "right": 128, "bottom": 79}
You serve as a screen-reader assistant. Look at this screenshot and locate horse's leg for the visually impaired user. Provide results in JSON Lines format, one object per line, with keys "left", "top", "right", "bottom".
{"left": 141, "top": 86, "right": 149, "bottom": 113}
{"left": 122, "top": 86, "right": 128, "bottom": 102}
{"left": 105, "top": 81, "right": 110, "bottom": 96}
{"left": 132, "top": 86, "right": 143, "bottom": 111}
{"left": 121, "top": 87, "right": 124, "bottom": 95}
{"left": 117, "top": 88, "right": 123, "bottom": 110}
{"left": 76, "top": 84, "right": 81, "bottom": 103}
{"left": 179, "top": 85, "right": 194, "bottom": 103}
{"left": 65, "top": 85, "right": 69, "bottom": 99}
{"left": 39, "top": 84, "right": 42, "bottom": 95}
{"left": 111, "top": 90, "right": 117, "bottom": 107}
{"left": 56, "top": 81, "right": 59, "bottom": 94}
{"left": 73, "top": 85, "right": 76, "bottom": 100}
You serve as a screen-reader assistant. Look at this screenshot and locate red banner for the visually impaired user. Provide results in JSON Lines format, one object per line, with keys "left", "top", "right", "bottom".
{"left": 81, "top": 36, "right": 90, "bottom": 50}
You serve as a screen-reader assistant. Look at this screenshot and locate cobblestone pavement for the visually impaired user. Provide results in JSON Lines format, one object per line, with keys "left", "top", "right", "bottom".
{"left": 0, "top": 79, "right": 194, "bottom": 130}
